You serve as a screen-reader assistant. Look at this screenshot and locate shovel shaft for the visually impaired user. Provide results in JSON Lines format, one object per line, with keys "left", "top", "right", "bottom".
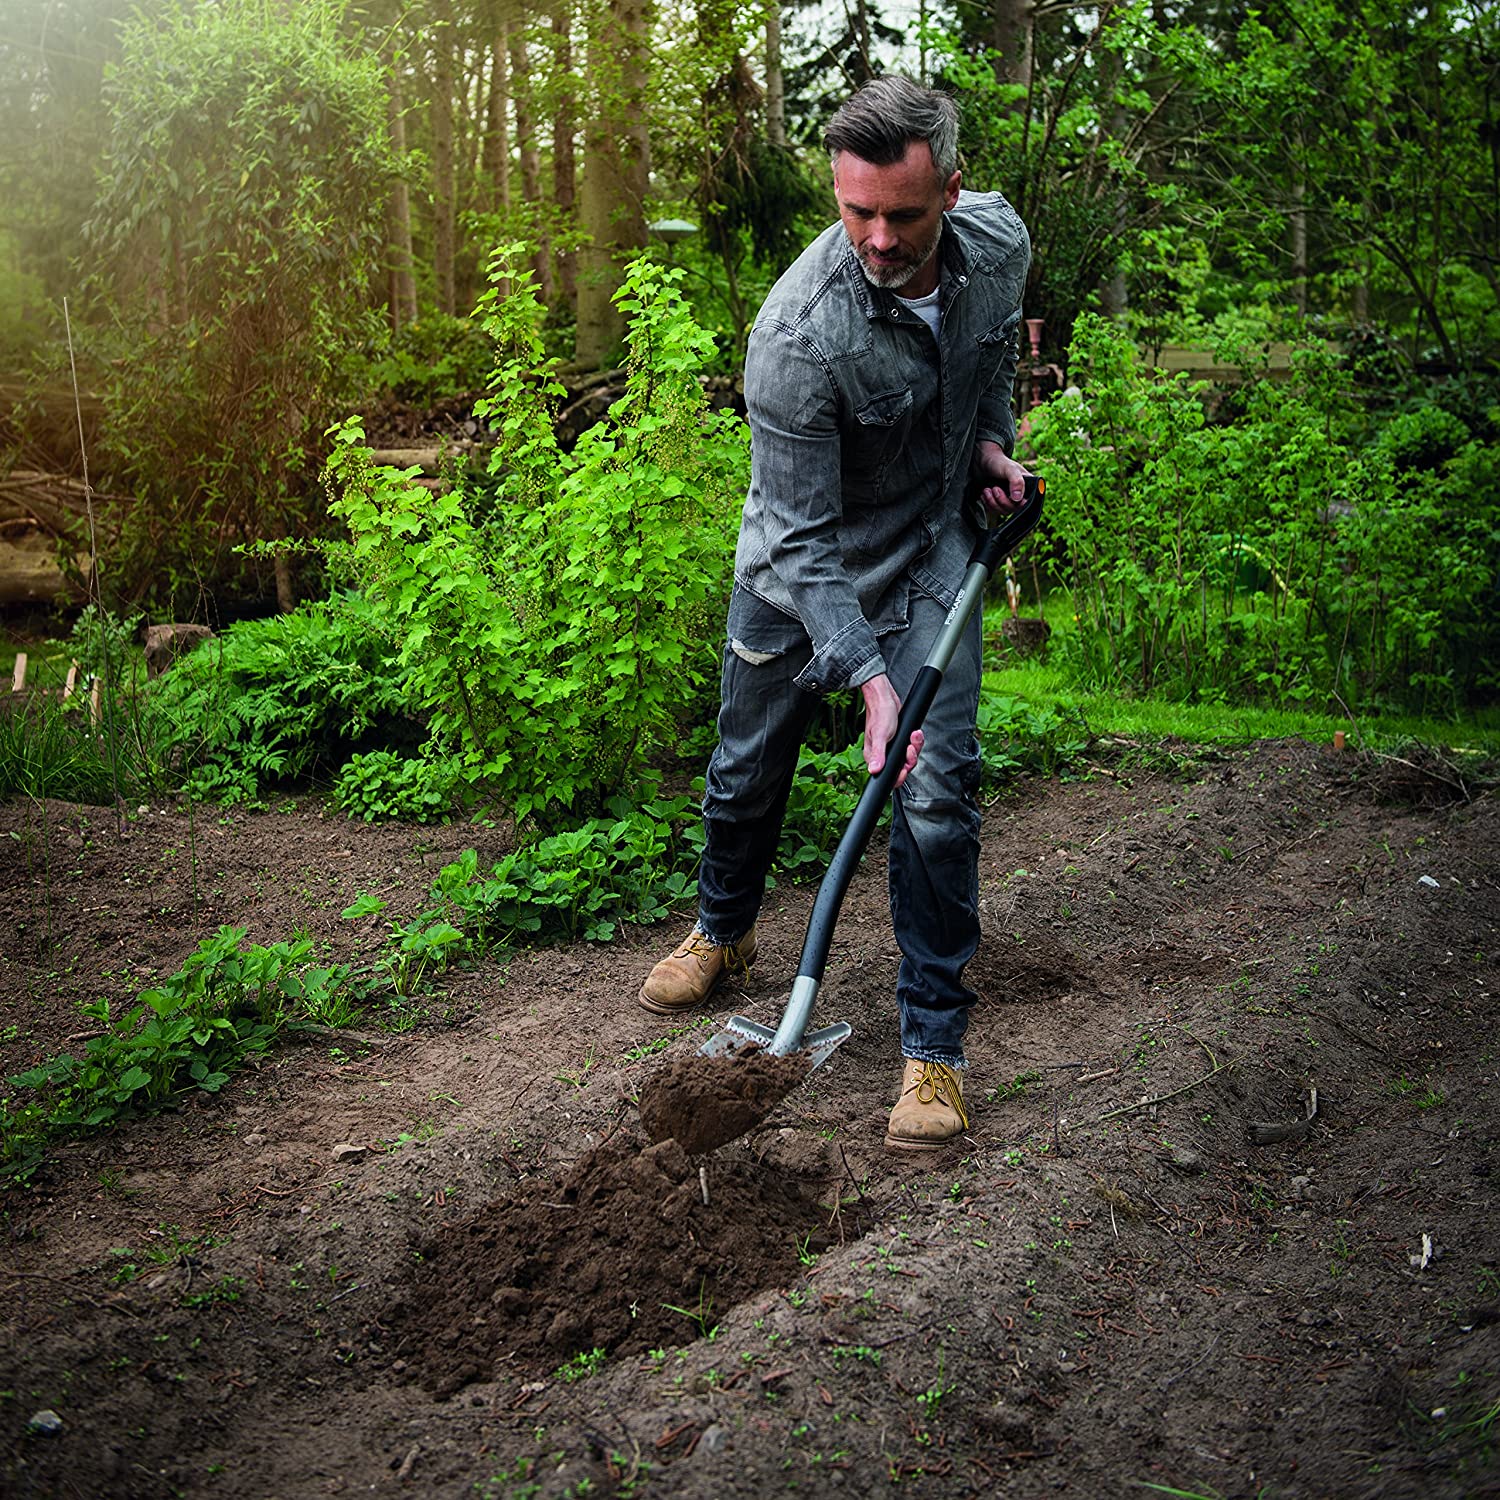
{"left": 789, "top": 475, "right": 1045, "bottom": 1012}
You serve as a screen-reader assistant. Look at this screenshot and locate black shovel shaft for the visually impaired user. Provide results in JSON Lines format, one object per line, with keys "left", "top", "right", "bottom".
{"left": 794, "top": 474, "right": 1045, "bottom": 986}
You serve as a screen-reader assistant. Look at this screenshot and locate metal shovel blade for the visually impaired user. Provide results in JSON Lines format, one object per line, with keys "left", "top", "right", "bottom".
{"left": 700, "top": 1016, "right": 853, "bottom": 1071}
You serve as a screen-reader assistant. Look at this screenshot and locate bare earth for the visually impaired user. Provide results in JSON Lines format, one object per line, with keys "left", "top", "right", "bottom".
{"left": 1, "top": 739, "right": 1496, "bottom": 1500}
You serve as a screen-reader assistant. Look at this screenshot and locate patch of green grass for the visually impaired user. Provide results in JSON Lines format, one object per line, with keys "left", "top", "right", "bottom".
{"left": 983, "top": 636, "right": 1500, "bottom": 754}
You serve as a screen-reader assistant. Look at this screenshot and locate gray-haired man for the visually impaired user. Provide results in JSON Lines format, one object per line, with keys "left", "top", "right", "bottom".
{"left": 640, "top": 75, "right": 1032, "bottom": 1149}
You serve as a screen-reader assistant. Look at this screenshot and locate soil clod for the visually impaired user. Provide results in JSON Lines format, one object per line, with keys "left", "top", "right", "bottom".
{"left": 637, "top": 1047, "right": 812, "bottom": 1155}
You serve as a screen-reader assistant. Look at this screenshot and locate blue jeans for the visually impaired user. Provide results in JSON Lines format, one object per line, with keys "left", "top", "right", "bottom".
{"left": 697, "top": 585, "right": 983, "bottom": 1066}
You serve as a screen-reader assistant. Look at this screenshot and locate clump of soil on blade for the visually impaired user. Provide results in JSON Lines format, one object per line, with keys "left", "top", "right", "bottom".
{"left": 384, "top": 1130, "right": 826, "bottom": 1397}
{"left": 637, "top": 1047, "right": 812, "bottom": 1154}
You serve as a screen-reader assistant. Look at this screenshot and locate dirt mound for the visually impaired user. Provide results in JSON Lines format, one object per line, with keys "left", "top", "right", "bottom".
{"left": 637, "top": 1048, "right": 812, "bottom": 1154}
{"left": 383, "top": 1130, "right": 827, "bottom": 1397}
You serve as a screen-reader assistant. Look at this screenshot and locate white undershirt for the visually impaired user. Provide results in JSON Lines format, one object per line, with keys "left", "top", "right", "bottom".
{"left": 897, "top": 284, "right": 941, "bottom": 338}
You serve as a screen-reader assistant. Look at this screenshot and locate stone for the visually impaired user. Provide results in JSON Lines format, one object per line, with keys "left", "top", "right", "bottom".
{"left": 697, "top": 1424, "right": 730, "bottom": 1457}
{"left": 27, "top": 1410, "right": 63, "bottom": 1436}
{"left": 144, "top": 623, "right": 214, "bottom": 678}
{"left": 331, "top": 1142, "right": 367, "bottom": 1162}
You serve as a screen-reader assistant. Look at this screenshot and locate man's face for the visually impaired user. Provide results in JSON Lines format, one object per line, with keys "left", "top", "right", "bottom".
{"left": 833, "top": 141, "right": 961, "bottom": 298}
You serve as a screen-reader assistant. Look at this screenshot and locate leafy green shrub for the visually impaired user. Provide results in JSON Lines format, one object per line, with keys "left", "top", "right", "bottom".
{"left": 334, "top": 750, "right": 463, "bottom": 823}
{"left": 978, "top": 695, "right": 1090, "bottom": 782}
{"left": 356, "top": 314, "right": 494, "bottom": 404}
{"left": 434, "top": 795, "right": 701, "bottom": 945}
{"left": 1027, "top": 314, "right": 1500, "bottom": 713}
{"left": 776, "top": 746, "right": 871, "bottom": 873}
{"left": 326, "top": 250, "right": 747, "bottom": 822}
{"left": 149, "top": 591, "right": 418, "bottom": 803}
{"left": 2, "top": 926, "right": 358, "bottom": 1179}
{"left": 83, "top": 0, "right": 397, "bottom": 613}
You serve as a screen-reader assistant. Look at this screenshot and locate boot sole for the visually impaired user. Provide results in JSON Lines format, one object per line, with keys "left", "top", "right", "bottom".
{"left": 637, "top": 985, "right": 715, "bottom": 1017}
{"left": 883, "top": 1131, "right": 962, "bottom": 1152}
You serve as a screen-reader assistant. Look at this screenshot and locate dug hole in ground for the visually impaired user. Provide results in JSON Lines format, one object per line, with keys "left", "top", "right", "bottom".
{"left": 1, "top": 740, "right": 1496, "bottom": 1499}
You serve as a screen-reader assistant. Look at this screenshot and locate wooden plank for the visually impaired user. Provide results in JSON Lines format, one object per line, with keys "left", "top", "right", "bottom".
{"left": 1152, "top": 343, "right": 1302, "bottom": 380}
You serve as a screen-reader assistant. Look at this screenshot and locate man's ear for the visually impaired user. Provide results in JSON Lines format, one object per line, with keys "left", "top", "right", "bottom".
{"left": 943, "top": 170, "right": 962, "bottom": 212}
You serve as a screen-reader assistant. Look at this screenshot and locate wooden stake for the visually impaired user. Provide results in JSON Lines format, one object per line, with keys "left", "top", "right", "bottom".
{"left": 10, "top": 652, "right": 25, "bottom": 692}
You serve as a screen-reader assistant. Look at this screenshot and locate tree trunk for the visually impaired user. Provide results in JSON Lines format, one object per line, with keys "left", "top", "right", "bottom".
{"left": 482, "top": 20, "right": 512, "bottom": 215}
{"left": 386, "top": 52, "right": 418, "bottom": 332}
{"left": 510, "top": 24, "right": 553, "bottom": 304}
{"left": 1289, "top": 163, "right": 1308, "bottom": 317}
{"left": 765, "top": 1, "right": 785, "bottom": 147}
{"left": 990, "top": 0, "right": 1033, "bottom": 92}
{"left": 432, "top": 0, "right": 457, "bottom": 316}
{"left": 552, "top": 6, "right": 578, "bottom": 309}
{"left": 575, "top": 0, "right": 651, "bottom": 369}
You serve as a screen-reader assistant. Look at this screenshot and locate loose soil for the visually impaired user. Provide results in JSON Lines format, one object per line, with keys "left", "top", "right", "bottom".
{"left": 638, "top": 1050, "right": 813, "bottom": 1156}
{"left": 1, "top": 739, "right": 1496, "bottom": 1500}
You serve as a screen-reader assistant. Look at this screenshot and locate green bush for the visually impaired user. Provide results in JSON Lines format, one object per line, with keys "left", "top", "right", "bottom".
{"left": 326, "top": 250, "right": 747, "bottom": 822}
{"left": 84, "top": 0, "right": 397, "bottom": 613}
{"left": 334, "top": 749, "right": 463, "bottom": 823}
{"left": 355, "top": 313, "right": 494, "bottom": 405}
{"left": 149, "top": 591, "right": 418, "bottom": 804}
{"left": 1027, "top": 314, "right": 1500, "bottom": 713}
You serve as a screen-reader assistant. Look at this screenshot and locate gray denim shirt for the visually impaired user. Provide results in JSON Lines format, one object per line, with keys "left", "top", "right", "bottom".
{"left": 732, "top": 188, "right": 1030, "bottom": 694}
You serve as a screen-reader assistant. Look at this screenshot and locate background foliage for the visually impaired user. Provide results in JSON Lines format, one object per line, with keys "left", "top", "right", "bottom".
{"left": 81, "top": 0, "right": 398, "bottom": 614}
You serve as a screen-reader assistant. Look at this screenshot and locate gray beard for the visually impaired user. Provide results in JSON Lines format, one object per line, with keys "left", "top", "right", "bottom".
{"left": 856, "top": 218, "right": 942, "bottom": 291}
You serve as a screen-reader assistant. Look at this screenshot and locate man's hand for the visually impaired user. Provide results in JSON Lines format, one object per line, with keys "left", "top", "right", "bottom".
{"left": 860, "top": 673, "right": 923, "bottom": 787}
{"left": 974, "top": 439, "right": 1031, "bottom": 516}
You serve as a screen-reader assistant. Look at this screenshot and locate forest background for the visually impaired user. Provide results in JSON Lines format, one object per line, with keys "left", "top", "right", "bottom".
{"left": 0, "top": 0, "right": 1497, "bottom": 835}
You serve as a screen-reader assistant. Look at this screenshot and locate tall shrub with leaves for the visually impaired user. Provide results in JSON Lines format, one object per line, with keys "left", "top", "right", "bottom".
{"left": 1029, "top": 314, "right": 1499, "bottom": 712}
{"left": 84, "top": 0, "right": 397, "bottom": 612}
{"left": 327, "top": 249, "right": 748, "bottom": 820}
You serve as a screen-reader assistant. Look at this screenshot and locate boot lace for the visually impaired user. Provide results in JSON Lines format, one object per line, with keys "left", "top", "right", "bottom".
{"left": 912, "top": 1061, "right": 970, "bottom": 1130}
{"left": 683, "top": 929, "right": 752, "bottom": 980}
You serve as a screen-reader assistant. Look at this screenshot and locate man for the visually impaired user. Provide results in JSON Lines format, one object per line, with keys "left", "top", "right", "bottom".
{"left": 639, "top": 75, "right": 1031, "bottom": 1150}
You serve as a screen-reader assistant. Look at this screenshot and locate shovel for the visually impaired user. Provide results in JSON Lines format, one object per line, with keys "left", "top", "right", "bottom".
{"left": 700, "top": 473, "right": 1046, "bottom": 1073}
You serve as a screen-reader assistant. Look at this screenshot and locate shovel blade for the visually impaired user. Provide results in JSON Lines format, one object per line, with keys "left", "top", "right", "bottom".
{"left": 699, "top": 1016, "right": 852, "bottom": 1071}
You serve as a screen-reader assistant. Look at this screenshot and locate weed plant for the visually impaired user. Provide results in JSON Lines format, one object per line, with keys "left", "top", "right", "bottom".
{"left": 2, "top": 926, "right": 359, "bottom": 1181}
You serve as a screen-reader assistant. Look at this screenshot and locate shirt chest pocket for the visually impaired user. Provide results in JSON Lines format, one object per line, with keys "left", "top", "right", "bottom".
{"left": 846, "top": 387, "right": 914, "bottom": 500}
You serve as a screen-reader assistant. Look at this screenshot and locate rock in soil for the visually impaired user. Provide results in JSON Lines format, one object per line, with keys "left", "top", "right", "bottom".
{"left": 636, "top": 1048, "right": 812, "bottom": 1155}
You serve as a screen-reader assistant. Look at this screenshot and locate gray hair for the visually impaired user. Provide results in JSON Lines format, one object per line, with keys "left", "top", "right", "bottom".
{"left": 823, "top": 75, "right": 961, "bottom": 182}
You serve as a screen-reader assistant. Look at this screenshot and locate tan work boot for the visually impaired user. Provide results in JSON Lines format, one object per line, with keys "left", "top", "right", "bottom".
{"left": 638, "top": 925, "right": 757, "bottom": 1015}
{"left": 885, "top": 1058, "right": 970, "bottom": 1150}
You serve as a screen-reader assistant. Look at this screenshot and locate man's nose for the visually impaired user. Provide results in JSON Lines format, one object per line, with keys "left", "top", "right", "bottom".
{"left": 868, "top": 217, "right": 898, "bottom": 252}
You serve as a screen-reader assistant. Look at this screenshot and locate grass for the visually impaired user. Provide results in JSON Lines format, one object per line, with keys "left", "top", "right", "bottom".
{"left": 983, "top": 619, "right": 1500, "bottom": 756}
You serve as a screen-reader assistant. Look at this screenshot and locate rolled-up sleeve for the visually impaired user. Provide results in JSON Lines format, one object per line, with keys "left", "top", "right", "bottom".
{"left": 974, "top": 234, "right": 1031, "bottom": 456}
{"left": 743, "top": 320, "right": 885, "bottom": 694}
{"left": 975, "top": 310, "right": 1022, "bottom": 456}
